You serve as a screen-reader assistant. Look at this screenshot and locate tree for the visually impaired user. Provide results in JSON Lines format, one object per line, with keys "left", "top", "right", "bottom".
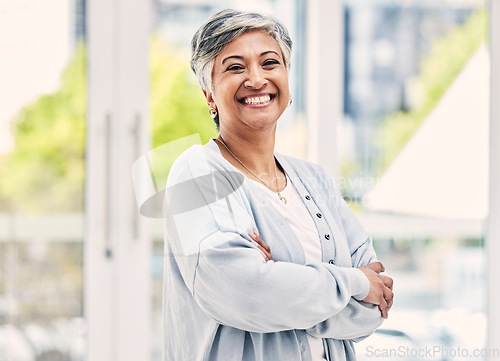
{"left": 150, "top": 36, "right": 217, "bottom": 148}
{"left": 0, "top": 44, "right": 86, "bottom": 212}
{"left": 0, "top": 37, "right": 217, "bottom": 212}
{"left": 377, "top": 9, "right": 487, "bottom": 174}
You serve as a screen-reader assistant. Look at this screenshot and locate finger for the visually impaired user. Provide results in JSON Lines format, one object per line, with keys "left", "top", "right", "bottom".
{"left": 387, "top": 295, "right": 394, "bottom": 310}
{"left": 250, "top": 240, "right": 266, "bottom": 258}
{"left": 367, "top": 262, "right": 385, "bottom": 273}
{"left": 251, "top": 241, "right": 273, "bottom": 261}
{"left": 254, "top": 232, "right": 271, "bottom": 252}
{"left": 248, "top": 232, "right": 261, "bottom": 245}
{"left": 260, "top": 247, "right": 273, "bottom": 261}
{"left": 257, "top": 246, "right": 270, "bottom": 261}
{"left": 249, "top": 232, "right": 271, "bottom": 252}
{"left": 251, "top": 240, "right": 269, "bottom": 257}
{"left": 382, "top": 286, "right": 394, "bottom": 310}
{"left": 380, "top": 275, "right": 393, "bottom": 290}
{"left": 379, "top": 299, "right": 388, "bottom": 319}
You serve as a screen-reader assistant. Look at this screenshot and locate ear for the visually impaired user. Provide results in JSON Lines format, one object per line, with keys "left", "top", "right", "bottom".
{"left": 203, "top": 90, "right": 217, "bottom": 110}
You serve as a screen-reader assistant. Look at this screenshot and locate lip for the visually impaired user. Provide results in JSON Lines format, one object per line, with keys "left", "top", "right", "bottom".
{"left": 238, "top": 93, "right": 276, "bottom": 108}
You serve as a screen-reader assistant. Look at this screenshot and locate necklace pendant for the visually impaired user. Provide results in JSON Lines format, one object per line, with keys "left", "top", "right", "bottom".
{"left": 278, "top": 192, "right": 287, "bottom": 205}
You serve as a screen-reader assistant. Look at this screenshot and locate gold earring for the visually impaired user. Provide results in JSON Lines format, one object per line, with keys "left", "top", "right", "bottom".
{"left": 288, "top": 97, "right": 293, "bottom": 107}
{"left": 209, "top": 108, "right": 218, "bottom": 118}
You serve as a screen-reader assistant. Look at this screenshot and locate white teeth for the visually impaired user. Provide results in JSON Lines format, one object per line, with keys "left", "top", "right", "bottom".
{"left": 244, "top": 95, "right": 271, "bottom": 105}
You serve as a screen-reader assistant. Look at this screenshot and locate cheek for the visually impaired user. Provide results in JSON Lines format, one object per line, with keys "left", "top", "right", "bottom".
{"left": 279, "top": 80, "right": 290, "bottom": 100}
{"left": 213, "top": 78, "right": 241, "bottom": 106}
{"left": 276, "top": 72, "right": 290, "bottom": 93}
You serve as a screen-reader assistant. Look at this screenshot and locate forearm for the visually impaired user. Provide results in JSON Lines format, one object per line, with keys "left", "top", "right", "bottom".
{"left": 190, "top": 231, "right": 370, "bottom": 333}
{"left": 351, "top": 236, "right": 377, "bottom": 268}
{"left": 305, "top": 298, "right": 383, "bottom": 340}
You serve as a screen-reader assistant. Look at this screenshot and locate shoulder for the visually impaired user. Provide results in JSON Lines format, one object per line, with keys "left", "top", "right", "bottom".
{"left": 167, "top": 141, "right": 244, "bottom": 192}
{"left": 169, "top": 140, "right": 224, "bottom": 176}
{"left": 166, "top": 144, "right": 206, "bottom": 185}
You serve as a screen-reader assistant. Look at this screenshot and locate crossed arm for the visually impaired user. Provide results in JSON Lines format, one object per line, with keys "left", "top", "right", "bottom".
{"left": 250, "top": 232, "right": 393, "bottom": 318}
{"left": 166, "top": 152, "right": 393, "bottom": 337}
{"left": 249, "top": 231, "right": 393, "bottom": 340}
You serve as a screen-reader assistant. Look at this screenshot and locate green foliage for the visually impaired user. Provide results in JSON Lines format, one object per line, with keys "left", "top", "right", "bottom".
{"left": 377, "top": 9, "right": 488, "bottom": 175}
{"left": 0, "top": 43, "right": 87, "bottom": 212}
{"left": 149, "top": 38, "right": 217, "bottom": 191}
{"left": 150, "top": 36, "right": 217, "bottom": 147}
{"left": 0, "top": 36, "right": 217, "bottom": 212}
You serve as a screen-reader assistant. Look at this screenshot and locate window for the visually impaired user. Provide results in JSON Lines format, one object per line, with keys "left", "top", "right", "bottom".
{"left": 0, "top": 1, "right": 86, "bottom": 360}
{"left": 340, "top": 2, "right": 490, "bottom": 359}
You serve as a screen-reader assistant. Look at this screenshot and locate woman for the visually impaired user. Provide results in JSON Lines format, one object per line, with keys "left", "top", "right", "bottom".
{"left": 163, "top": 9, "right": 393, "bottom": 361}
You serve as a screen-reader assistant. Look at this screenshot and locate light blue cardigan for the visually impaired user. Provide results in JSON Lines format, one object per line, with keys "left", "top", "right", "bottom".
{"left": 163, "top": 139, "right": 383, "bottom": 361}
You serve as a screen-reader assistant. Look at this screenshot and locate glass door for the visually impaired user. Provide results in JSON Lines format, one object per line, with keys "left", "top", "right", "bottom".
{"left": 0, "top": 1, "right": 87, "bottom": 360}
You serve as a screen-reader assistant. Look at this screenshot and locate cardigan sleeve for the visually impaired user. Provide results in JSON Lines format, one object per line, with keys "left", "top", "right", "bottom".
{"left": 304, "top": 237, "right": 384, "bottom": 340}
{"left": 305, "top": 299, "right": 383, "bottom": 340}
{"left": 304, "top": 166, "right": 384, "bottom": 340}
{"left": 164, "top": 149, "right": 371, "bottom": 333}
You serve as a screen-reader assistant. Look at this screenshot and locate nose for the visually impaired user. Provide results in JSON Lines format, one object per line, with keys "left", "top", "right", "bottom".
{"left": 244, "top": 65, "right": 267, "bottom": 89}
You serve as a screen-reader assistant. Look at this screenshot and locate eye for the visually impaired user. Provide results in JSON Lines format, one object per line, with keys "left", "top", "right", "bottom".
{"left": 263, "top": 59, "right": 280, "bottom": 67}
{"left": 227, "top": 64, "right": 244, "bottom": 71}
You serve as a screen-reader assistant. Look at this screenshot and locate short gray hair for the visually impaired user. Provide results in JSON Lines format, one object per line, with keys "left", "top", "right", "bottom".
{"left": 191, "top": 9, "right": 293, "bottom": 94}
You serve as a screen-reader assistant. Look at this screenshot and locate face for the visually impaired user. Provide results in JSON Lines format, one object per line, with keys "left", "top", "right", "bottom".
{"left": 204, "top": 30, "right": 290, "bottom": 133}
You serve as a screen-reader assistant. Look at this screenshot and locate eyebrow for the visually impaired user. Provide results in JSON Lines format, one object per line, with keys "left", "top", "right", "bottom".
{"left": 221, "top": 51, "right": 281, "bottom": 65}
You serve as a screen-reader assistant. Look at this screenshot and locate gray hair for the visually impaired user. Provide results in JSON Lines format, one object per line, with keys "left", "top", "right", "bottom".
{"left": 191, "top": 9, "right": 293, "bottom": 94}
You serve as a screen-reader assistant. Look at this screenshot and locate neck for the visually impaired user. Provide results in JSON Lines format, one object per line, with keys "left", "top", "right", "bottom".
{"left": 218, "top": 127, "right": 277, "bottom": 177}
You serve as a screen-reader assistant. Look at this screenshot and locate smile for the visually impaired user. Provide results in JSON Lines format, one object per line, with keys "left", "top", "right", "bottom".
{"left": 241, "top": 94, "right": 274, "bottom": 106}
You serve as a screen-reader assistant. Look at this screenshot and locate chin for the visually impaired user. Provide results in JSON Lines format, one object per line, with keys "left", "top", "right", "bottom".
{"left": 246, "top": 118, "right": 278, "bottom": 131}
{"left": 245, "top": 111, "right": 284, "bottom": 129}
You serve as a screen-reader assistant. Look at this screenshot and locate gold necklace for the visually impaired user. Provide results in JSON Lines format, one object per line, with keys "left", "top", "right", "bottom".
{"left": 216, "top": 137, "right": 287, "bottom": 205}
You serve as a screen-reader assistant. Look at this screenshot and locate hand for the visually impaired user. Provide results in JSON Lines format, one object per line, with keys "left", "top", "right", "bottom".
{"left": 248, "top": 231, "right": 274, "bottom": 262}
{"left": 357, "top": 262, "right": 394, "bottom": 319}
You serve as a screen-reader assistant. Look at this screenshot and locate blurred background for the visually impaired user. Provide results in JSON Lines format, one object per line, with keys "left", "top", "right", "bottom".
{"left": 0, "top": 0, "right": 496, "bottom": 360}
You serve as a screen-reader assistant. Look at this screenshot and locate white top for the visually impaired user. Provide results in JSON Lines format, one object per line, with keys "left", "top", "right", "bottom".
{"left": 247, "top": 176, "right": 327, "bottom": 361}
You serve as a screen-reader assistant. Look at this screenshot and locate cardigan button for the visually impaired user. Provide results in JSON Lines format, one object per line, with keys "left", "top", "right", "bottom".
{"left": 325, "top": 234, "right": 330, "bottom": 240}
{"left": 328, "top": 259, "right": 334, "bottom": 264}
{"left": 316, "top": 213, "right": 322, "bottom": 218}
{"left": 305, "top": 195, "right": 311, "bottom": 200}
